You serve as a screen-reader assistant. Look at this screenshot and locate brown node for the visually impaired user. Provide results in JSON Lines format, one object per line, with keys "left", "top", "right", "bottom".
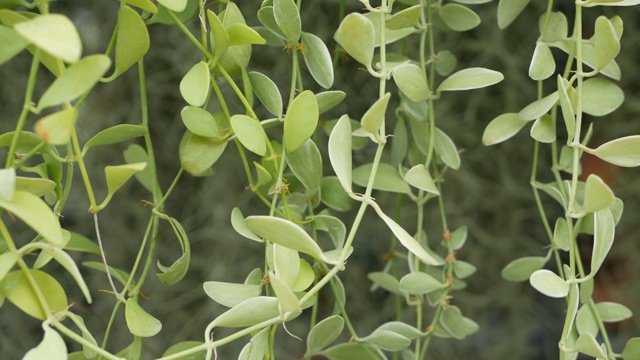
{"left": 442, "top": 228, "right": 452, "bottom": 242}
{"left": 296, "top": 42, "right": 307, "bottom": 54}
{"left": 141, "top": 199, "right": 156, "bottom": 207}
{"left": 445, "top": 251, "right": 456, "bottom": 264}
{"left": 260, "top": 273, "right": 270, "bottom": 286}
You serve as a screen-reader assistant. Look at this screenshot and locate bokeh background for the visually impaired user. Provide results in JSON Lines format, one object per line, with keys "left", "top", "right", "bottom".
{"left": 1, "top": 1, "right": 640, "bottom": 359}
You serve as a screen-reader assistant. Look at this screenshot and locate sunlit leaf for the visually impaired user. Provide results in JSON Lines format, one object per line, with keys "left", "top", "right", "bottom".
{"left": 32, "top": 244, "right": 92, "bottom": 303}
{"left": 122, "top": 0, "right": 158, "bottom": 13}
{"left": 157, "top": 0, "right": 187, "bottom": 12}
{"left": 482, "top": 113, "right": 528, "bottom": 145}
{"left": 589, "top": 135, "right": 640, "bottom": 167}
{"left": 392, "top": 63, "right": 429, "bottom": 102}
{"left": 529, "top": 269, "right": 568, "bottom": 298}
{"left": 0, "top": 166, "right": 15, "bottom": 202}
{"left": 361, "top": 93, "right": 391, "bottom": 140}
{"left": 125, "top": 298, "right": 162, "bottom": 337}
{"left": 334, "top": 13, "right": 375, "bottom": 68}
{"left": 437, "top": 67, "right": 503, "bottom": 92}
{"left": 0, "top": 25, "right": 28, "bottom": 65}
{"left": 227, "top": 23, "right": 266, "bottom": 46}
{"left": 180, "top": 61, "right": 210, "bottom": 107}
{"left": 0, "top": 269, "right": 67, "bottom": 320}
{"left": 231, "top": 115, "right": 267, "bottom": 156}
{"left": 180, "top": 106, "right": 218, "bottom": 138}
{"left": 301, "top": 32, "right": 333, "bottom": 89}
{"left": 0, "top": 190, "right": 63, "bottom": 246}
{"left": 104, "top": 162, "right": 147, "bottom": 203}
{"left": 14, "top": 14, "right": 81, "bottom": 63}
{"left": 34, "top": 108, "right": 77, "bottom": 145}
{"left": 284, "top": 90, "right": 318, "bottom": 153}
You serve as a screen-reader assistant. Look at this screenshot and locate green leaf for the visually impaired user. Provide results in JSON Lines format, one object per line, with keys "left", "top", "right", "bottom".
{"left": 529, "top": 269, "right": 569, "bottom": 298}
{"left": 110, "top": 5, "right": 150, "bottom": 78}
{"left": 501, "top": 256, "right": 547, "bottom": 282}
{"left": 231, "top": 115, "right": 267, "bottom": 156}
{"left": 454, "top": 260, "right": 477, "bottom": 279}
{"left": 434, "top": 128, "right": 460, "bottom": 170}
{"left": 440, "top": 306, "right": 478, "bottom": 339}
{"left": 301, "top": 32, "right": 334, "bottom": 89}
{"left": 328, "top": 115, "right": 352, "bottom": 193}
{"left": 125, "top": 298, "right": 162, "bottom": 337}
{"left": 124, "top": 144, "right": 153, "bottom": 192}
{"left": 553, "top": 218, "right": 570, "bottom": 251}
{"left": 238, "top": 328, "right": 269, "bottom": 360}
{"left": 0, "top": 25, "right": 28, "bottom": 65}
{"left": 362, "top": 330, "right": 410, "bottom": 351}
{"left": 34, "top": 108, "right": 78, "bottom": 145}
{"left": 437, "top": 67, "right": 504, "bottom": 92}
{"left": 273, "top": 244, "right": 299, "bottom": 288}
{"left": 287, "top": 139, "right": 323, "bottom": 193}
{"left": 292, "top": 258, "right": 314, "bottom": 292}
{"left": 497, "top": 0, "right": 530, "bottom": 29}
{"left": 156, "top": 216, "right": 190, "bottom": 285}
{"left": 14, "top": 14, "right": 81, "bottom": 63}
{"left": 399, "top": 272, "right": 444, "bottom": 294}
{"left": 269, "top": 271, "right": 299, "bottom": 315}
{"left": 122, "top": 0, "right": 158, "bottom": 14}
{"left": 576, "top": 304, "right": 599, "bottom": 336}
{"left": 482, "top": 113, "right": 528, "bottom": 145}
{"left": 180, "top": 106, "right": 219, "bottom": 138}
{"left": 353, "top": 163, "right": 411, "bottom": 194}
{"left": 529, "top": 42, "right": 555, "bottom": 81}
{"left": 82, "top": 124, "right": 147, "bottom": 154}
{"left": 23, "top": 323, "right": 67, "bottom": 360}
{"left": 376, "top": 322, "right": 422, "bottom": 340}
{"left": 314, "top": 215, "right": 347, "bottom": 250}
{"left": 386, "top": 5, "right": 422, "bottom": 30}
{"left": 253, "top": 161, "right": 273, "bottom": 189}
{"left": 582, "top": 77, "right": 624, "bottom": 116}
{"left": 207, "top": 9, "right": 229, "bottom": 66}
{"left": 368, "top": 272, "right": 402, "bottom": 295}
{"left": 539, "top": 12, "right": 568, "bottom": 42}
{"left": 361, "top": 93, "right": 391, "bottom": 140}
{"left": 589, "top": 135, "right": 640, "bottom": 167}
{"left": 0, "top": 252, "right": 18, "bottom": 285}
{"left": 248, "top": 71, "right": 282, "bottom": 118}
{"left": 316, "top": 91, "right": 346, "bottom": 114}
{"left": 65, "top": 312, "right": 98, "bottom": 359}
{"left": 575, "top": 333, "right": 607, "bottom": 359}
{"left": 0, "top": 166, "right": 15, "bottom": 202}
{"left": 203, "top": 281, "right": 261, "bottom": 308}
{"left": 307, "top": 315, "right": 344, "bottom": 355}
{"left": 592, "top": 16, "right": 620, "bottom": 71}
{"left": 449, "top": 226, "right": 468, "bottom": 250}
{"left": 557, "top": 76, "right": 574, "bottom": 144}
{"left": 162, "top": 341, "right": 205, "bottom": 359}
{"left": 320, "top": 177, "right": 353, "bottom": 212}
{"left": 32, "top": 244, "right": 92, "bottom": 303}
{"left": 227, "top": 23, "right": 266, "bottom": 46}
{"left": 180, "top": 61, "right": 210, "bottom": 107}
{"left": 115, "top": 337, "right": 142, "bottom": 360}
{"left": 211, "top": 296, "right": 280, "bottom": 328}
{"left": 157, "top": 0, "right": 187, "bottom": 12}
{"left": 0, "top": 190, "right": 63, "bottom": 246}
{"left": 519, "top": 92, "right": 558, "bottom": 121}
{"left": 392, "top": 64, "right": 429, "bottom": 102}
{"left": 103, "top": 162, "right": 147, "bottom": 206}
{"left": 596, "top": 302, "right": 632, "bottom": 322}
{"left": 273, "top": 0, "right": 301, "bottom": 42}
{"left": 82, "top": 261, "right": 130, "bottom": 286}
{"left": 321, "top": 343, "right": 383, "bottom": 360}
{"left": 0, "top": 269, "right": 67, "bottom": 320}
{"left": 37, "top": 55, "right": 111, "bottom": 110}
{"left": 435, "top": 50, "right": 457, "bottom": 76}
{"left": 590, "top": 209, "right": 615, "bottom": 276}
{"left": 334, "top": 13, "right": 375, "bottom": 68}
{"left": 404, "top": 164, "right": 439, "bottom": 195}
{"left": 257, "top": 6, "right": 287, "bottom": 40}
{"left": 439, "top": 4, "right": 480, "bottom": 32}
{"left": 65, "top": 231, "right": 99, "bottom": 254}
{"left": 231, "top": 207, "right": 263, "bottom": 242}
{"left": 284, "top": 90, "right": 319, "bottom": 153}
{"left": 582, "top": 174, "right": 615, "bottom": 215}
{"left": 530, "top": 114, "right": 556, "bottom": 143}
{"left": 623, "top": 338, "right": 640, "bottom": 360}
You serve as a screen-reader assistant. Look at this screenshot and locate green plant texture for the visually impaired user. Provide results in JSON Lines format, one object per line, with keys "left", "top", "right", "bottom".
{"left": 1, "top": 0, "right": 640, "bottom": 359}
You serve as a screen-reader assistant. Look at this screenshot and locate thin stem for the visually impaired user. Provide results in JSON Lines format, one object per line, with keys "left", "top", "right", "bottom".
{"left": 94, "top": 213, "right": 120, "bottom": 298}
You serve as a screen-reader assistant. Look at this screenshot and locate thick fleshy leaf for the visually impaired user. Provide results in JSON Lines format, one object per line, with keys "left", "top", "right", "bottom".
{"left": 439, "top": 4, "right": 480, "bottom": 32}
{"left": 582, "top": 77, "right": 624, "bottom": 116}
{"left": 518, "top": 92, "right": 558, "bottom": 121}
{"left": 122, "top": 0, "right": 158, "bottom": 13}
{"left": 0, "top": 190, "right": 63, "bottom": 246}
{"left": 376, "top": 322, "right": 422, "bottom": 340}
{"left": 269, "top": 271, "right": 299, "bottom": 315}
{"left": 589, "top": 136, "right": 640, "bottom": 167}
{"left": 238, "top": 328, "right": 269, "bottom": 360}
{"left": 320, "top": 177, "right": 353, "bottom": 211}
{"left": 227, "top": 23, "right": 266, "bottom": 46}
{"left": 178, "top": 132, "right": 227, "bottom": 176}
{"left": 307, "top": 315, "right": 344, "bottom": 355}
{"left": 314, "top": 215, "right": 347, "bottom": 249}
{"left": 368, "top": 272, "right": 401, "bottom": 295}
{"left": 316, "top": 91, "right": 346, "bottom": 114}
{"left": 284, "top": 90, "right": 318, "bottom": 153}
{"left": 0, "top": 252, "right": 18, "bottom": 283}
{"left": 292, "top": 258, "right": 314, "bottom": 292}
{"left": 404, "top": 164, "right": 439, "bottom": 195}
{"left": 156, "top": 216, "right": 190, "bottom": 285}
{"left": 37, "top": 55, "right": 111, "bottom": 110}
{"left": 13, "top": 176, "right": 53, "bottom": 198}
{"left": 361, "top": 93, "right": 391, "bottom": 139}
{"left": 437, "top": 68, "right": 503, "bottom": 92}
{"left": 34, "top": 108, "right": 78, "bottom": 145}
{"left": 435, "top": 50, "right": 457, "bottom": 76}
{"left": 353, "top": 163, "right": 411, "bottom": 194}
{"left": 82, "top": 124, "right": 147, "bottom": 154}
{"left": 162, "top": 341, "right": 205, "bottom": 358}
{"left": 497, "top": 0, "right": 530, "bottom": 29}
{"left": 392, "top": 64, "right": 429, "bottom": 101}
{"left": 0, "top": 25, "right": 28, "bottom": 65}
{"left": 204, "top": 281, "right": 261, "bottom": 308}
{"left": 207, "top": 9, "right": 229, "bottom": 65}
{"left": 623, "top": 338, "right": 640, "bottom": 360}
{"left": 575, "top": 333, "right": 607, "bottom": 359}
{"left": 180, "top": 106, "right": 219, "bottom": 138}
{"left": 125, "top": 298, "right": 162, "bottom": 337}
{"left": 440, "top": 306, "right": 478, "bottom": 339}
{"left": 14, "top": 14, "right": 81, "bottom": 63}
{"left": 539, "top": 12, "right": 568, "bottom": 42}
{"left": 328, "top": 115, "right": 352, "bottom": 193}
{"left": 577, "top": 304, "right": 599, "bottom": 336}
{"left": 529, "top": 42, "right": 555, "bottom": 81}
{"left": 592, "top": 16, "right": 619, "bottom": 71}
{"left": 273, "top": 0, "right": 301, "bottom": 42}
{"left": 399, "top": 272, "right": 444, "bottom": 294}
{"left": 211, "top": 296, "right": 280, "bottom": 328}
{"left": 104, "top": 162, "right": 147, "bottom": 200}
{"left": 110, "top": 5, "right": 149, "bottom": 78}
{"left": 553, "top": 218, "right": 570, "bottom": 251}
{"left": 180, "top": 61, "right": 210, "bottom": 107}
{"left": 482, "top": 113, "right": 528, "bottom": 145}
{"left": 0, "top": 269, "right": 67, "bottom": 320}
{"left": 321, "top": 343, "right": 383, "bottom": 360}
{"left": 301, "top": 32, "right": 333, "bottom": 89}
{"left": 530, "top": 114, "right": 556, "bottom": 143}
{"left": 434, "top": 128, "right": 460, "bottom": 170}
{"left": 23, "top": 323, "right": 67, "bottom": 360}
{"left": 257, "top": 6, "right": 287, "bottom": 40}
{"left": 529, "top": 269, "right": 569, "bottom": 298}
{"left": 334, "top": 13, "right": 375, "bottom": 68}
{"left": 231, "top": 115, "right": 268, "bottom": 156}
{"left": 596, "top": 302, "right": 633, "bottom": 322}
{"left": 273, "top": 244, "right": 299, "bottom": 288}
{"left": 249, "top": 71, "right": 282, "bottom": 118}
{"left": 157, "top": 0, "right": 186, "bottom": 12}
{"left": 231, "top": 207, "right": 263, "bottom": 242}
{"left": 362, "top": 330, "right": 410, "bottom": 351}
{"left": 582, "top": 174, "right": 615, "bottom": 214}
{"left": 287, "top": 139, "right": 322, "bottom": 193}
{"left": 501, "top": 256, "right": 547, "bottom": 282}
{"left": 591, "top": 209, "right": 614, "bottom": 275}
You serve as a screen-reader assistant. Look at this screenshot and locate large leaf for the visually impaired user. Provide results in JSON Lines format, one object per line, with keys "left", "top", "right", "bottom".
{"left": 180, "top": 106, "right": 219, "bottom": 138}
{"left": 204, "top": 281, "right": 261, "bottom": 308}
{"left": 125, "top": 298, "right": 162, "bottom": 337}
{"left": 353, "top": 163, "right": 411, "bottom": 194}
{"left": 404, "top": 164, "right": 439, "bottom": 195}
{"left": 301, "top": 32, "right": 333, "bottom": 89}
{"left": 0, "top": 25, "right": 28, "bottom": 65}
{"left": 529, "top": 42, "right": 555, "bottom": 81}
{"left": 231, "top": 115, "right": 268, "bottom": 156}
{"left": 582, "top": 174, "right": 615, "bottom": 215}
{"left": 582, "top": 77, "right": 624, "bottom": 116}
{"left": 207, "top": 9, "right": 229, "bottom": 65}
{"left": 0, "top": 269, "right": 68, "bottom": 320}
{"left": 14, "top": 14, "right": 81, "bottom": 63}
{"left": 399, "top": 271, "right": 444, "bottom": 294}
{"left": 211, "top": 296, "right": 280, "bottom": 328}
{"left": 591, "top": 16, "right": 620, "bottom": 71}
{"left": 501, "top": 256, "right": 547, "bottom": 282}
{"left": 82, "top": 124, "right": 147, "bottom": 154}
{"left": 590, "top": 209, "right": 615, "bottom": 276}
{"left": 588, "top": 136, "right": 640, "bottom": 167}
{"left": 437, "top": 67, "right": 503, "bottom": 92}
{"left": 34, "top": 108, "right": 78, "bottom": 145}
{"left": 0, "top": 190, "right": 63, "bottom": 246}
{"left": 307, "top": 315, "right": 344, "bottom": 355}
{"left": 334, "top": 13, "right": 375, "bottom": 68}
{"left": 23, "top": 323, "right": 67, "bottom": 360}
{"left": 392, "top": 63, "right": 429, "bottom": 101}
{"left": 110, "top": 5, "right": 150, "bottom": 78}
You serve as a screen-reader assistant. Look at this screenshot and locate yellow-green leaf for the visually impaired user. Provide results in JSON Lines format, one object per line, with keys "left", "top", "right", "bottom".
{"left": 0, "top": 269, "right": 68, "bottom": 320}
{"left": 0, "top": 190, "right": 63, "bottom": 246}
{"left": 180, "top": 61, "right": 210, "bottom": 107}
{"left": 34, "top": 108, "right": 78, "bottom": 145}
{"left": 14, "top": 14, "right": 81, "bottom": 63}
{"left": 125, "top": 298, "right": 162, "bottom": 337}
{"left": 284, "top": 90, "right": 318, "bottom": 153}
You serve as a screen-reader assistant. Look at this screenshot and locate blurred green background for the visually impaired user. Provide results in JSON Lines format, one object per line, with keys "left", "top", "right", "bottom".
{"left": 1, "top": 1, "right": 640, "bottom": 359}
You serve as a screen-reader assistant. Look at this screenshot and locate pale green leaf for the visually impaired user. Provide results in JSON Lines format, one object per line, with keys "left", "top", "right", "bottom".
{"left": 238, "top": 328, "right": 269, "bottom": 360}
{"left": 110, "top": 5, "right": 149, "bottom": 78}
{"left": 399, "top": 272, "right": 444, "bottom": 294}
{"left": 231, "top": 207, "right": 263, "bottom": 242}
{"left": 181, "top": 106, "right": 219, "bottom": 138}
{"left": 404, "top": 164, "right": 439, "bottom": 195}
{"left": 23, "top": 323, "right": 67, "bottom": 360}
{"left": 14, "top": 14, "right": 81, "bottom": 63}
{"left": 292, "top": 258, "right": 314, "bottom": 292}
{"left": 368, "top": 272, "right": 401, "bottom": 295}
{"left": 284, "top": 90, "right": 318, "bottom": 153}
{"left": 82, "top": 124, "right": 147, "bottom": 154}
{"left": 592, "top": 16, "right": 620, "bottom": 71}
{"left": 434, "top": 128, "right": 461, "bottom": 170}
{"left": 157, "top": 0, "right": 186, "bottom": 12}
{"left": 328, "top": 115, "right": 352, "bottom": 193}
{"left": 454, "top": 260, "right": 477, "bottom": 279}
{"left": 287, "top": 139, "right": 322, "bottom": 193}
{"left": 179, "top": 132, "right": 227, "bottom": 176}
{"left": 435, "top": 50, "right": 457, "bottom": 76}
{"left": 553, "top": 218, "right": 570, "bottom": 251}
{"left": 482, "top": 113, "right": 528, "bottom": 146}
{"left": 501, "top": 256, "right": 547, "bottom": 282}
{"left": 529, "top": 42, "right": 555, "bottom": 81}
{"left": 207, "top": 9, "right": 229, "bottom": 66}
{"left": 125, "top": 298, "right": 162, "bottom": 337}
{"left": 0, "top": 269, "right": 67, "bottom": 320}
{"left": 353, "top": 163, "right": 411, "bottom": 194}
{"left": 539, "top": 12, "right": 568, "bottom": 42}
{"left": 375, "top": 322, "right": 422, "bottom": 340}
{"left": 387, "top": 5, "right": 421, "bottom": 30}
{"left": 334, "top": 13, "right": 375, "bottom": 68}
{"left": 269, "top": 271, "right": 299, "bottom": 315}
{"left": 33, "top": 244, "right": 92, "bottom": 303}
{"left": 529, "top": 269, "right": 569, "bottom": 298}
{"left": 34, "top": 108, "right": 78, "bottom": 145}
{"left": 577, "top": 304, "right": 599, "bottom": 336}
{"left": 180, "top": 61, "right": 210, "bottom": 107}
{"left": 203, "top": 281, "right": 261, "bottom": 308}
{"left": 301, "top": 32, "right": 334, "bottom": 89}
{"left": 582, "top": 77, "right": 624, "bottom": 116}
{"left": 231, "top": 115, "right": 268, "bottom": 156}
{"left": 156, "top": 216, "right": 190, "bottom": 285}
{"left": 392, "top": 64, "right": 429, "bottom": 101}
{"left": 122, "top": 0, "right": 158, "bottom": 14}
{"left": 321, "top": 343, "right": 383, "bottom": 360}
{"left": 439, "top": 4, "right": 480, "bottom": 32}
{"left": 0, "top": 190, "right": 63, "bottom": 246}
{"left": 273, "top": 0, "right": 301, "bottom": 42}
{"left": 575, "top": 333, "right": 607, "bottom": 358}
{"left": 623, "top": 338, "right": 640, "bottom": 360}
{"left": 530, "top": 114, "right": 556, "bottom": 143}
{"left": 361, "top": 93, "right": 391, "bottom": 139}
{"left": 273, "top": 244, "right": 299, "bottom": 288}
{"left": 307, "top": 315, "right": 344, "bottom": 355}
{"left": 590, "top": 209, "right": 615, "bottom": 276}
{"left": 519, "top": 92, "right": 559, "bottom": 121}
{"left": 362, "top": 330, "right": 410, "bottom": 351}
{"left": 227, "top": 23, "right": 266, "bottom": 46}
{"left": 449, "top": 226, "right": 468, "bottom": 250}
{"left": 162, "top": 341, "right": 205, "bottom": 359}
{"left": 257, "top": 6, "right": 287, "bottom": 40}
{"left": 316, "top": 91, "right": 346, "bottom": 114}
{"left": 0, "top": 25, "right": 28, "bottom": 65}
{"left": 437, "top": 67, "right": 504, "bottom": 92}
{"left": 105, "top": 162, "right": 147, "bottom": 199}
{"left": 211, "top": 296, "right": 280, "bottom": 328}
{"left": 248, "top": 71, "right": 282, "bottom": 118}
{"left": 320, "top": 177, "right": 353, "bottom": 212}
{"left": 497, "top": 0, "right": 530, "bottom": 29}
{"left": 557, "top": 75, "right": 575, "bottom": 142}
{"left": 596, "top": 302, "right": 633, "bottom": 322}
{"left": 0, "top": 167, "right": 15, "bottom": 201}
{"left": 440, "top": 306, "right": 478, "bottom": 339}
{"left": 582, "top": 174, "right": 615, "bottom": 214}
{"left": 589, "top": 135, "right": 640, "bottom": 167}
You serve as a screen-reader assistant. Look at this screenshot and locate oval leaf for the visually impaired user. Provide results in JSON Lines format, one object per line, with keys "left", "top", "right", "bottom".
{"left": 591, "top": 209, "right": 615, "bottom": 276}
{"left": 125, "top": 298, "right": 162, "bottom": 337}
{"left": 203, "top": 281, "right": 261, "bottom": 308}
{"left": 399, "top": 271, "right": 444, "bottom": 295}
{"left": 0, "top": 269, "right": 67, "bottom": 320}
{"left": 529, "top": 42, "right": 555, "bottom": 81}
{"left": 23, "top": 324, "right": 67, "bottom": 360}
{"left": 501, "top": 256, "right": 547, "bottom": 282}
{"left": 0, "top": 190, "right": 63, "bottom": 246}
{"left": 582, "top": 174, "right": 615, "bottom": 214}
{"left": 439, "top": 4, "right": 480, "bottom": 32}
{"left": 353, "top": 163, "right": 411, "bottom": 194}
{"left": 590, "top": 135, "right": 640, "bottom": 167}
{"left": 328, "top": 115, "right": 352, "bottom": 193}
{"left": 14, "top": 14, "right": 81, "bottom": 63}
{"left": 582, "top": 77, "right": 624, "bottom": 116}
{"left": 83, "top": 124, "right": 147, "bottom": 154}
{"left": 231, "top": 115, "right": 268, "bottom": 156}
{"left": 529, "top": 269, "right": 569, "bottom": 298}
{"left": 392, "top": 63, "right": 430, "bottom": 102}
{"left": 179, "top": 132, "right": 228, "bottom": 175}
{"left": 334, "top": 13, "right": 375, "bottom": 68}
{"left": 180, "top": 106, "right": 219, "bottom": 138}
{"left": 231, "top": 207, "right": 263, "bottom": 242}
{"left": 301, "top": 32, "right": 334, "bottom": 89}
{"left": 437, "top": 67, "right": 504, "bottom": 92}
{"left": 180, "top": 61, "right": 210, "bottom": 107}
{"left": 404, "top": 164, "right": 439, "bottom": 195}
{"left": 497, "top": 0, "right": 530, "bottom": 29}
{"left": 211, "top": 296, "right": 280, "bottom": 328}
{"left": 284, "top": 90, "right": 319, "bottom": 153}
{"left": 482, "top": 113, "right": 528, "bottom": 145}
{"left": 307, "top": 315, "right": 344, "bottom": 355}
{"left": 287, "top": 139, "right": 322, "bottom": 193}
{"left": 248, "top": 71, "right": 282, "bottom": 118}
{"left": 518, "top": 92, "right": 559, "bottom": 121}
{"left": 273, "top": 0, "right": 301, "bottom": 42}
{"left": 434, "top": 128, "right": 461, "bottom": 170}
{"left": 361, "top": 93, "right": 391, "bottom": 139}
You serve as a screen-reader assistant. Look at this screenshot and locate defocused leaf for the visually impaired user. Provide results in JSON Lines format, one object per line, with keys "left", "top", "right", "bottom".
{"left": 439, "top": 4, "right": 480, "bottom": 32}
{"left": 582, "top": 77, "right": 624, "bottom": 116}
{"left": 553, "top": 218, "right": 570, "bottom": 251}
{"left": 123, "top": 144, "right": 153, "bottom": 192}
{"left": 284, "top": 90, "right": 318, "bottom": 153}
{"left": 162, "top": 341, "right": 205, "bottom": 359}
{"left": 110, "top": 5, "right": 149, "bottom": 78}
{"left": 65, "top": 312, "right": 98, "bottom": 358}
{"left": 301, "top": 32, "right": 333, "bottom": 89}
{"left": 368, "top": 272, "right": 402, "bottom": 295}
{"left": 307, "top": 315, "right": 344, "bottom": 355}
{"left": 0, "top": 269, "right": 67, "bottom": 320}
{"left": 399, "top": 272, "right": 444, "bottom": 294}
{"left": 257, "top": 6, "right": 287, "bottom": 40}
{"left": 0, "top": 25, "right": 28, "bottom": 65}
{"left": 0, "top": 190, "right": 63, "bottom": 246}
{"left": 530, "top": 114, "right": 556, "bottom": 143}
{"left": 0, "top": 166, "right": 15, "bottom": 202}
{"left": 529, "top": 269, "right": 568, "bottom": 298}
{"left": 125, "top": 298, "right": 162, "bottom": 337}
{"left": 437, "top": 67, "right": 503, "bottom": 92}
{"left": 203, "top": 281, "right": 261, "bottom": 308}
{"left": 82, "top": 261, "right": 130, "bottom": 286}
{"left": 454, "top": 260, "right": 477, "bottom": 279}
{"left": 211, "top": 296, "right": 280, "bottom": 328}
{"left": 34, "top": 108, "right": 77, "bottom": 145}
{"left": 576, "top": 304, "right": 599, "bottom": 336}
{"left": 314, "top": 215, "right": 346, "bottom": 249}
{"left": 123, "top": 0, "right": 158, "bottom": 14}
{"left": 180, "top": 106, "right": 219, "bottom": 138}
{"left": 353, "top": 163, "right": 411, "bottom": 194}
{"left": 404, "top": 164, "right": 439, "bottom": 195}
{"left": 287, "top": 139, "right": 322, "bottom": 193}
{"left": 83, "top": 124, "right": 147, "bottom": 154}
{"left": 392, "top": 63, "right": 429, "bottom": 101}
{"left": 320, "top": 176, "right": 353, "bottom": 211}
{"left": 328, "top": 115, "right": 353, "bottom": 193}
{"left": 386, "top": 5, "right": 421, "bottom": 30}
{"left": 449, "top": 226, "right": 468, "bottom": 250}
{"left": 589, "top": 135, "right": 640, "bottom": 167}
{"left": 497, "top": 0, "right": 530, "bottom": 29}
{"left": 434, "top": 128, "right": 460, "bottom": 170}
{"left": 180, "top": 61, "right": 210, "bottom": 107}
{"left": 334, "top": 13, "right": 375, "bottom": 68}
{"left": 227, "top": 23, "right": 266, "bottom": 46}
{"left": 435, "top": 50, "right": 457, "bottom": 76}
{"left": 321, "top": 343, "right": 383, "bottom": 360}
{"left": 115, "top": 337, "right": 142, "bottom": 360}
{"left": 623, "top": 338, "right": 640, "bottom": 360}
{"left": 482, "top": 113, "right": 528, "bottom": 145}
{"left": 273, "top": 0, "right": 301, "bottom": 42}
{"left": 582, "top": 174, "right": 615, "bottom": 215}
{"left": 575, "top": 333, "right": 607, "bottom": 359}
{"left": 231, "top": 115, "right": 267, "bottom": 156}
{"left": 65, "top": 231, "right": 99, "bottom": 254}
{"left": 590, "top": 209, "right": 614, "bottom": 276}
{"left": 238, "top": 328, "right": 269, "bottom": 360}
{"left": 539, "top": 12, "right": 568, "bottom": 42}
{"left": 23, "top": 323, "right": 67, "bottom": 360}
{"left": 33, "top": 244, "right": 92, "bottom": 303}
{"left": 440, "top": 306, "right": 478, "bottom": 339}
{"left": 502, "top": 257, "right": 547, "bottom": 282}
{"left": 157, "top": 0, "right": 187, "bottom": 12}
{"left": 592, "top": 16, "right": 619, "bottom": 71}
{"left": 362, "top": 330, "right": 410, "bottom": 351}
{"left": 529, "top": 42, "right": 555, "bottom": 81}
{"left": 316, "top": 91, "right": 346, "bottom": 114}
{"left": 596, "top": 302, "right": 632, "bottom": 322}
{"left": 249, "top": 71, "right": 282, "bottom": 118}
{"left": 14, "top": 14, "right": 81, "bottom": 63}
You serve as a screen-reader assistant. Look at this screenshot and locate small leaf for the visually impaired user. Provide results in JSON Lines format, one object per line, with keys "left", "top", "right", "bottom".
{"left": 590, "top": 135, "right": 640, "bottom": 167}
{"left": 125, "top": 298, "right": 162, "bottom": 337}
{"left": 65, "top": 231, "right": 100, "bottom": 254}
{"left": 0, "top": 166, "right": 15, "bottom": 202}
{"left": 440, "top": 306, "right": 477, "bottom": 339}
{"left": 273, "top": 244, "right": 299, "bottom": 288}
{"left": 368, "top": 272, "right": 402, "bottom": 295}
{"left": 34, "top": 108, "right": 78, "bottom": 145}
{"left": 449, "top": 226, "right": 468, "bottom": 250}
{"left": 553, "top": 218, "right": 570, "bottom": 251}
{"left": 530, "top": 114, "right": 556, "bottom": 143}
{"left": 157, "top": 0, "right": 187, "bottom": 12}
{"left": 122, "top": 0, "right": 158, "bottom": 14}
{"left": 353, "top": 163, "right": 411, "bottom": 194}
{"left": 238, "top": 328, "right": 269, "bottom": 360}
{"left": 105, "top": 162, "right": 147, "bottom": 200}
{"left": 0, "top": 269, "right": 68, "bottom": 320}
{"left": 518, "top": 92, "right": 558, "bottom": 121}
{"left": 539, "top": 12, "right": 568, "bottom": 42}
{"left": 399, "top": 272, "right": 444, "bottom": 294}
{"left": 439, "top": 4, "right": 480, "bottom": 32}
{"left": 179, "top": 132, "right": 227, "bottom": 175}
{"left": 316, "top": 91, "right": 346, "bottom": 114}
{"left": 320, "top": 177, "right": 353, "bottom": 212}
{"left": 582, "top": 77, "right": 624, "bottom": 116}
{"left": 575, "top": 333, "right": 607, "bottom": 359}
{"left": 623, "top": 338, "right": 640, "bottom": 360}
{"left": 211, "top": 296, "right": 280, "bottom": 328}
{"left": 501, "top": 256, "right": 547, "bottom": 282}
{"left": 557, "top": 76, "right": 576, "bottom": 142}
{"left": 434, "top": 128, "right": 461, "bottom": 170}
{"left": 180, "top": 106, "right": 219, "bottom": 138}
{"left": 497, "top": 0, "right": 530, "bottom": 29}
{"left": 301, "top": 32, "right": 334, "bottom": 89}
{"left": 162, "top": 341, "right": 205, "bottom": 358}
{"left": 454, "top": 260, "right": 477, "bottom": 279}
{"left": 14, "top": 14, "right": 81, "bottom": 63}
{"left": 203, "top": 281, "right": 261, "bottom": 307}
{"left": 328, "top": 115, "right": 353, "bottom": 193}
{"left": 437, "top": 67, "right": 504, "bottom": 92}
{"left": 23, "top": 323, "right": 67, "bottom": 360}
{"left": 110, "top": 5, "right": 150, "bottom": 78}
{"left": 529, "top": 42, "right": 555, "bottom": 81}
{"left": 361, "top": 93, "right": 391, "bottom": 139}
{"left": 0, "top": 252, "right": 18, "bottom": 283}
{"left": 292, "top": 258, "right": 314, "bottom": 292}
{"left": 321, "top": 343, "right": 383, "bottom": 360}
{"left": 227, "top": 23, "right": 266, "bottom": 46}
{"left": 375, "top": 322, "right": 422, "bottom": 340}
{"left": 82, "top": 124, "right": 147, "bottom": 154}
{"left": 590, "top": 209, "right": 615, "bottom": 276}
{"left": 38, "top": 55, "right": 111, "bottom": 110}
{"left": 249, "top": 71, "right": 282, "bottom": 118}
{"left": 392, "top": 64, "right": 429, "bottom": 101}
{"left": 231, "top": 207, "right": 263, "bottom": 242}
{"left": 287, "top": 139, "right": 322, "bottom": 193}
{"left": 0, "top": 190, "right": 63, "bottom": 246}
{"left": 596, "top": 302, "right": 633, "bottom": 322}
{"left": 269, "top": 271, "right": 299, "bottom": 315}
{"left": 207, "top": 9, "right": 229, "bottom": 66}
{"left": 307, "top": 315, "right": 344, "bottom": 355}
{"left": 156, "top": 216, "right": 190, "bottom": 285}
{"left": 273, "top": 0, "right": 301, "bottom": 42}
{"left": 334, "top": 13, "right": 375, "bottom": 68}
{"left": 577, "top": 304, "right": 599, "bottom": 336}
{"left": 582, "top": 174, "right": 615, "bottom": 214}
{"left": 482, "top": 113, "right": 528, "bottom": 146}
{"left": 0, "top": 25, "right": 28, "bottom": 65}
{"left": 284, "top": 90, "right": 319, "bottom": 153}
{"left": 404, "top": 164, "right": 439, "bottom": 195}
{"left": 180, "top": 61, "right": 210, "bottom": 107}
{"left": 592, "top": 16, "right": 620, "bottom": 71}
{"left": 231, "top": 115, "right": 268, "bottom": 156}
{"left": 362, "top": 330, "right": 410, "bottom": 351}
{"left": 435, "top": 50, "right": 457, "bottom": 76}
{"left": 529, "top": 269, "right": 569, "bottom": 298}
